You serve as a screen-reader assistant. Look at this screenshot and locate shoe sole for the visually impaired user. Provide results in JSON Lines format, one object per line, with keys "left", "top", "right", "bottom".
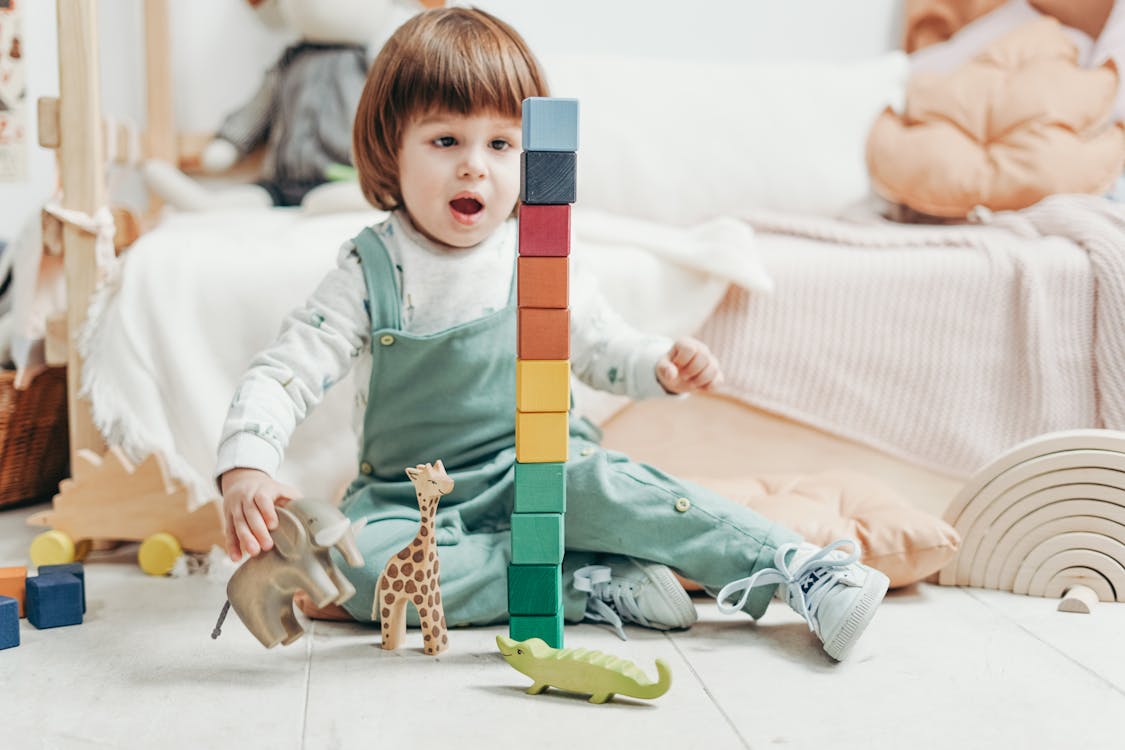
{"left": 822, "top": 570, "right": 890, "bottom": 661}
{"left": 629, "top": 558, "right": 699, "bottom": 629}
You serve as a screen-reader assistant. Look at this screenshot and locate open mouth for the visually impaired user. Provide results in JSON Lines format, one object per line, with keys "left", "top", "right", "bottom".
{"left": 449, "top": 195, "right": 485, "bottom": 225}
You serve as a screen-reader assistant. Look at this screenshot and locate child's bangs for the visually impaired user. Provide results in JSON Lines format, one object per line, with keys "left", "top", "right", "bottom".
{"left": 407, "top": 24, "right": 546, "bottom": 120}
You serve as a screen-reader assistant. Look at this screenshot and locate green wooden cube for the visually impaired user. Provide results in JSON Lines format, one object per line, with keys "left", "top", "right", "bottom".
{"left": 508, "top": 564, "right": 561, "bottom": 616}
{"left": 511, "top": 513, "right": 564, "bottom": 565}
{"left": 514, "top": 462, "right": 566, "bottom": 513}
{"left": 510, "top": 613, "right": 564, "bottom": 649}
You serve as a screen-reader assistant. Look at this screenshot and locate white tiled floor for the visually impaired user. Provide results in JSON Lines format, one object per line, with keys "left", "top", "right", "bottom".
{"left": 3, "top": 504, "right": 1125, "bottom": 749}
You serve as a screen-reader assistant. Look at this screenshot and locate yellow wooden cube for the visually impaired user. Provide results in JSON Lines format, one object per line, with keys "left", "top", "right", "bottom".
{"left": 516, "top": 360, "right": 570, "bottom": 413}
{"left": 515, "top": 411, "right": 569, "bottom": 463}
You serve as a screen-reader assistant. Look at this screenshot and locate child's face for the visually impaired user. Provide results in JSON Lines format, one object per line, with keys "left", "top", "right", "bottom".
{"left": 398, "top": 111, "right": 522, "bottom": 248}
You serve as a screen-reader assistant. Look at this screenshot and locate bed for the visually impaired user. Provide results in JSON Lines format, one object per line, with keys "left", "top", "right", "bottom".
{"left": 39, "top": 0, "right": 1125, "bottom": 528}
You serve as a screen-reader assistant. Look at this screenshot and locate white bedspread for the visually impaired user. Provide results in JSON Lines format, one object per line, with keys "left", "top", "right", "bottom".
{"left": 700, "top": 195, "right": 1125, "bottom": 478}
{"left": 79, "top": 207, "right": 768, "bottom": 504}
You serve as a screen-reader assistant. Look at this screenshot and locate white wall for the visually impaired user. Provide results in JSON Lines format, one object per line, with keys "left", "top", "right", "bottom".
{"left": 0, "top": 0, "right": 903, "bottom": 238}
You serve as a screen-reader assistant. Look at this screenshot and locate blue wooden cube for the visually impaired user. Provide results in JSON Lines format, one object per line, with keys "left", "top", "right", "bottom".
{"left": 0, "top": 596, "right": 18, "bottom": 650}
{"left": 26, "top": 573, "right": 83, "bottom": 629}
{"left": 522, "top": 97, "right": 579, "bottom": 152}
{"left": 38, "top": 563, "right": 85, "bottom": 613}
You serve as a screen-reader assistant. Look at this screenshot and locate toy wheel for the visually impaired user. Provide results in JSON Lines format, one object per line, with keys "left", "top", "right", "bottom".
{"left": 29, "top": 530, "right": 77, "bottom": 566}
{"left": 138, "top": 532, "right": 183, "bottom": 576}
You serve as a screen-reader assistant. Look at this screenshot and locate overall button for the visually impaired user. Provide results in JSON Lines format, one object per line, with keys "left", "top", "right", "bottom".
{"left": 674, "top": 497, "right": 692, "bottom": 513}
{"left": 360, "top": 461, "right": 374, "bottom": 475}
{"left": 379, "top": 334, "right": 395, "bottom": 346}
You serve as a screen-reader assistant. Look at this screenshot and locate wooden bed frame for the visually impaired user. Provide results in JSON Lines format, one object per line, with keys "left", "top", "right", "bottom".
{"left": 40, "top": 0, "right": 176, "bottom": 471}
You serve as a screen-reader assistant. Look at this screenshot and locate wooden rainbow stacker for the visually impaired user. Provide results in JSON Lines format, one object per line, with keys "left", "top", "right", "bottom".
{"left": 510, "top": 97, "right": 578, "bottom": 648}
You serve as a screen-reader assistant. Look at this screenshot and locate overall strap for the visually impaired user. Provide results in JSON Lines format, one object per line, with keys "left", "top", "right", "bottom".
{"left": 353, "top": 226, "right": 402, "bottom": 331}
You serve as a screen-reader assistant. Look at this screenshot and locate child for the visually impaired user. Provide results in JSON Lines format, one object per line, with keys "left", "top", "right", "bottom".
{"left": 216, "top": 7, "right": 889, "bottom": 660}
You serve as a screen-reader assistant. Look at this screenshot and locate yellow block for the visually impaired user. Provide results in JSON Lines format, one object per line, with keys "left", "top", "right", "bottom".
{"left": 516, "top": 411, "right": 569, "bottom": 463}
{"left": 516, "top": 360, "right": 571, "bottom": 412}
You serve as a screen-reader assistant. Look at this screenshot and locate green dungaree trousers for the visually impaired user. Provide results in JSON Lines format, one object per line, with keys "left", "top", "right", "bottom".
{"left": 334, "top": 225, "right": 800, "bottom": 626}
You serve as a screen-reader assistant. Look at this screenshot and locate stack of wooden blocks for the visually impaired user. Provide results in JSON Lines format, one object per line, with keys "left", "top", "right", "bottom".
{"left": 1, "top": 562, "right": 87, "bottom": 650}
{"left": 509, "top": 97, "right": 579, "bottom": 649}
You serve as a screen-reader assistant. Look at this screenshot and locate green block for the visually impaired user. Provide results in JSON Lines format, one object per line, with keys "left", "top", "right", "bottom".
{"left": 511, "top": 513, "right": 564, "bottom": 565}
{"left": 510, "top": 614, "right": 564, "bottom": 649}
{"left": 508, "top": 564, "right": 561, "bottom": 616}
{"left": 514, "top": 462, "right": 566, "bottom": 513}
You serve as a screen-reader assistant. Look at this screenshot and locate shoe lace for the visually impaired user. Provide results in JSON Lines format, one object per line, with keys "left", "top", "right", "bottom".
{"left": 714, "top": 539, "right": 860, "bottom": 635}
{"left": 572, "top": 564, "right": 653, "bottom": 641}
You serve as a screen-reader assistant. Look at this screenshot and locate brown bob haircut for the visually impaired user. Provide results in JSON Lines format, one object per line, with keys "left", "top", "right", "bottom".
{"left": 352, "top": 7, "right": 550, "bottom": 211}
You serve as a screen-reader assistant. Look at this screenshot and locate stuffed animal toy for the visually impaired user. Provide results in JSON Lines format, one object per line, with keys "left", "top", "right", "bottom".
{"left": 144, "top": 0, "right": 444, "bottom": 214}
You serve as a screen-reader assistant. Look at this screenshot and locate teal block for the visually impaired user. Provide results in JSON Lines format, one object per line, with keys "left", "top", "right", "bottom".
{"left": 508, "top": 564, "right": 561, "bottom": 616}
{"left": 522, "top": 97, "right": 579, "bottom": 152}
{"left": 511, "top": 513, "right": 564, "bottom": 565}
{"left": 510, "top": 613, "right": 564, "bottom": 649}
{"left": 514, "top": 462, "right": 566, "bottom": 513}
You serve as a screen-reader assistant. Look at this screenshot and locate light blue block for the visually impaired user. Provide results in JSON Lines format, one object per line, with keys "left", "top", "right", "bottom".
{"left": 522, "top": 97, "right": 579, "bottom": 152}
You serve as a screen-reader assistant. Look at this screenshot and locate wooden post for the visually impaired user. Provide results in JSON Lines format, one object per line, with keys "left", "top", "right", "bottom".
{"left": 56, "top": 0, "right": 108, "bottom": 466}
{"left": 144, "top": 0, "right": 175, "bottom": 213}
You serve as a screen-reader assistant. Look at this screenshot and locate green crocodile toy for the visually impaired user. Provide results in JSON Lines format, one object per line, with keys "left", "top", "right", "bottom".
{"left": 496, "top": 636, "right": 672, "bottom": 704}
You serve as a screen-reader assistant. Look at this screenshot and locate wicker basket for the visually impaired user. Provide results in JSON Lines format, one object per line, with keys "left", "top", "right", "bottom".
{"left": 0, "top": 366, "right": 70, "bottom": 508}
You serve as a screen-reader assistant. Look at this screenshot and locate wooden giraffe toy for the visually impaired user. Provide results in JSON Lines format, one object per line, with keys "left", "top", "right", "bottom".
{"left": 375, "top": 460, "right": 453, "bottom": 655}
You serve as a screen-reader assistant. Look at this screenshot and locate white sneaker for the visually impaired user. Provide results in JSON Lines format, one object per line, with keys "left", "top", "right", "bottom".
{"left": 715, "top": 539, "right": 889, "bottom": 661}
{"left": 573, "top": 556, "right": 698, "bottom": 640}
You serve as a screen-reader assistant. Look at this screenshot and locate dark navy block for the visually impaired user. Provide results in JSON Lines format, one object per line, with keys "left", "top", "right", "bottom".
{"left": 0, "top": 596, "right": 18, "bottom": 650}
{"left": 520, "top": 151, "right": 577, "bottom": 205}
{"left": 522, "top": 97, "right": 579, "bottom": 152}
{"left": 26, "top": 573, "right": 83, "bottom": 629}
{"left": 38, "top": 563, "right": 85, "bottom": 613}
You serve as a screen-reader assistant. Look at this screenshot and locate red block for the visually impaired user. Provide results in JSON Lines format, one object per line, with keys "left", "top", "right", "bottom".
{"left": 518, "top": 204, "right": 570, "bottom": 257}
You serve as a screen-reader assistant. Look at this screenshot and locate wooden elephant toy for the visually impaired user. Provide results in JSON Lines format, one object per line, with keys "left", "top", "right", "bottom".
{"left": 212, "top": 498, "right": 364, "bottom": 648}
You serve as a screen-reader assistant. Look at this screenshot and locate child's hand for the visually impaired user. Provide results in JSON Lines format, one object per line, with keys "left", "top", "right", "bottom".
{"left": 220, "top": 467, "right": 303, "bottom": 562}
{"left": 656, "top": 337, "right": 724, "bottom": 394}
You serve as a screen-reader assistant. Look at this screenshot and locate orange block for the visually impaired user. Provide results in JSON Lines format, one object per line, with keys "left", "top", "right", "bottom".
{"left": 518, "top": 256, "right": 568, "bottom": 309}
{"left": 519, "top": 308, "right": 569, "bottom": 360}
{"left": 0, "top": 566, "right": 28, "bottom": 617}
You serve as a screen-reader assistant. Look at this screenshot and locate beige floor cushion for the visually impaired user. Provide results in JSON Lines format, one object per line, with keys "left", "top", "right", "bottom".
{"left": 683, "top": 471, "right": 961, "bottom": 589}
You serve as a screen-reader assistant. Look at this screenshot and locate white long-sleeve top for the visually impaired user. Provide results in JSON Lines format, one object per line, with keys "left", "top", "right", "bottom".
{"left": 216, "top": 211, "right": 673, "bottom": 479}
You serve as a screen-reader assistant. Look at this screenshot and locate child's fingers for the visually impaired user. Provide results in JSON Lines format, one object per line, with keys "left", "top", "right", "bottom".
{"left": 224, "top": 520, "right": 243, "bottom": 562}
{"left": 255, "top": 492, "right": 280, "bottom": 531}
{"left": 244, "top": 497, "right": 274, "bottom": 552}
{"left": 233, "top": 506, "right": 261, "bottom": 558}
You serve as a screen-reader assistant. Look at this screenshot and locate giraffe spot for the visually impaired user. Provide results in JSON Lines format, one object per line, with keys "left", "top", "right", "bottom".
{"left": 435, "top": 592, "right": 442, "bottom": 604}
{"left": 379, "top": 578, "right": 389, "bottom": 590}
{"left": 419, "top": 607, "right": 428, "bottom": 618}
{"left": 442, "top": 634, "right": 448, "bottom": 644}
{"left": 397, "top": 549, "right": 410, "bottom": 560}
{"left": 424, "top": 633, "right": 431, "bottom": 641}
{"left": 381, "top": 608, "right": 390, "bottom": 619}
{"left": 413, "top": 550, "right": 424, "bottom": 563}
{"left": 428, "top": 594, "right": 434, "bottom": 607}
{"left": 392, "top": 580, "right": 404, "bottom": 592}
{"left": 420, "top": 526, "right": 428, "bottom": 536}
{"left": 405, "top": 580, "right": 417, "bottom": 593}
{"left": 402, "top": 562, "right": 413, "bottom": 576}
{"left": 384, "top": 593, "right": 394, "bottom": 605}
{"left": 413, "top": 594, "right": 424, "bottom": 605}
{"left": 387, "top": 564, "right": 398, "bottom": 578}
{"left": 414, "top": 570, "right": 424, "bottom": 582}
{"left": 421, "top": 583, "right": 429, "bottom": 594}
{"left": 429, "top": 551, "right": 436, "bottom": 561}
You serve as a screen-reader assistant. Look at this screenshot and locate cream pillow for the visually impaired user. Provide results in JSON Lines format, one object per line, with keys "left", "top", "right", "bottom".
{"left": 542, "top": 52, "right": 909, "bottom": 225}
{"left": 684, "top": 470, "right": 961, "bottom": 589}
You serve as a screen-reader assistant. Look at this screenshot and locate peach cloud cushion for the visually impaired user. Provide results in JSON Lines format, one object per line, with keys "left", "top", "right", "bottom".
{"left": 684, "top": 471, "right": 961, "bottom": 589}
{"left": 867, "top": 17, "right": 1125, "bottom": 218}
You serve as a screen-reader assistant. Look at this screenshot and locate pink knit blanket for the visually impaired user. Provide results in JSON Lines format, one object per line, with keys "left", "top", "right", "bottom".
{"left": 698, "top": 195, "right": 1124, "bottom": 478}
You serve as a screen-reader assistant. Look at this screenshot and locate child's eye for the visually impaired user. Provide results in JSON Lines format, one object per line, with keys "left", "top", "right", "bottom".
{"left": 433, "top": 136, "right": 456, "bottom": 148}
{"left": 489, "top": 139, "right": 511, "bottom": 151}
